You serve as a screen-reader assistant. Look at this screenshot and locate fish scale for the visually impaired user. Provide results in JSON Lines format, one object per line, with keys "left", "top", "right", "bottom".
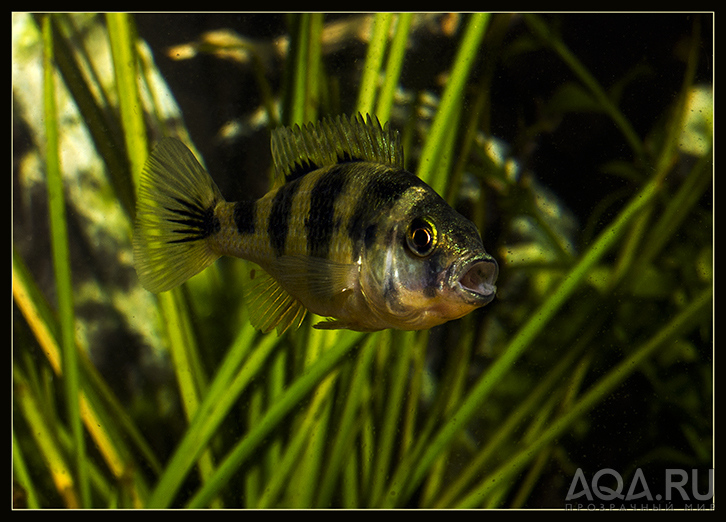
{"left": 133, "top": 114, "right": 498, "bottom": 334}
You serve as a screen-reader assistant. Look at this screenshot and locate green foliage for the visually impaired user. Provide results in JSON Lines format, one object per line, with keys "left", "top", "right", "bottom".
{"left": 13, "top": 13, "right": 712, "bottom": 508}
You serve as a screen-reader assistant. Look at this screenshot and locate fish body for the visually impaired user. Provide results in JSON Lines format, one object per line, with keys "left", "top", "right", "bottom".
{"left": 133, "top": 114, "right": 498, "bottom": 333}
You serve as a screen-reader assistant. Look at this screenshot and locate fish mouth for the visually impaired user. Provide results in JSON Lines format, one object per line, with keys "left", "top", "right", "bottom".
{"left": 454, "top": 256, "right": 498, "bottom": 305}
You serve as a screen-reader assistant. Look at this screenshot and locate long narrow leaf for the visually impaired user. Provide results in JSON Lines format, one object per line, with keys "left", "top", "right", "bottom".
{"left": 106, "top": 12, "right": 147, "bottom": 195}
{"left": 42, "top": 14, "right": 89, "bottom": 507}
{"left": 417, "top": 13, "right": 490, "bottom": 193}
{"left": 15, "top": 366, "right": 79, "bottom": 507}
{"left": 357, "top": 13, "right": 392, "bottom": 116}
{"left": 375, "top": 13, "right": 412, "bottom": 124}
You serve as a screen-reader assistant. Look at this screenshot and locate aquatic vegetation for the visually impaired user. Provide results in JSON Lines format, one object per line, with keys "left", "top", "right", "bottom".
{"left": 13, "top": 13, "right": 712, "bottom": 508}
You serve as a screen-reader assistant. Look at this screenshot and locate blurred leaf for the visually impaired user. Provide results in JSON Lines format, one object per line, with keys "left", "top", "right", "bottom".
{"left": 547, "top": 82, "right": 601, "bottom": 113}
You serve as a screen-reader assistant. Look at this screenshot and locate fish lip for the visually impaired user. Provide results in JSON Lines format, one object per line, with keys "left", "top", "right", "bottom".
{"left": 452, "top": 255, "right": 499, "bottom": 304}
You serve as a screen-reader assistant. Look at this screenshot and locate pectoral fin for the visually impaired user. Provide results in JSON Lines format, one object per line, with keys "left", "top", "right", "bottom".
{"left": 270, "top": 255, "right": 359, "bottom": 310}
{"left": 242, "top": 263, "right": 307, "bottom": 335}
{"left": 242, "top": 256, "right": 359, "bottom": 335}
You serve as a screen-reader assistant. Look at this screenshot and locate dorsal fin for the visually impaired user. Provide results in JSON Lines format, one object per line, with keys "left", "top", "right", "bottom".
{"left": 270, "top": 113, "right": 403, "bottom": 185}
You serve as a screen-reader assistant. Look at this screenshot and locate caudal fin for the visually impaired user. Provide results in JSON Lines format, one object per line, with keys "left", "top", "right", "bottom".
{"left": 133, "top": 138, "right": 224, "bottom": 293}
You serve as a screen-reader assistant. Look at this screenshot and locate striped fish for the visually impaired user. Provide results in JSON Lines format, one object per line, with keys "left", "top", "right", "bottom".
{"left": 133, "top": 114, "right": 498, "bottom": 333}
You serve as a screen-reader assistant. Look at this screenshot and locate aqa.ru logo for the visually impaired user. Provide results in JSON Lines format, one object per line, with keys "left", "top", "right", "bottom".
{"left": 565, "top": 468, "right": 713, "bottom": 505}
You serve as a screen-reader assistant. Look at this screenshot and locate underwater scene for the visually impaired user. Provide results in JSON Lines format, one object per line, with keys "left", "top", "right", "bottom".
{"left": 13, "top": 13, "right": 712, "bottom": 508}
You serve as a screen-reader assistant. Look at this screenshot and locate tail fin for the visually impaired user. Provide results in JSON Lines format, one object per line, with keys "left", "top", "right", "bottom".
{"left": 133, "top": 138, "right": 224, "bottom": 293}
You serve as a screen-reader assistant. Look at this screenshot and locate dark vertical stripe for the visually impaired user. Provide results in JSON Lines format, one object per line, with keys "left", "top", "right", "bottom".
{"left": 268, "top": 180, "right": 299, "bottom": 256}
{"left": 233, "top": 200, "right": 256, "bottom": 235}
{"left": 347, "top": 168, "right": 419, "bottom": 255}
{"left": 306, "top": 166, "right": 348, "bottom": 258}
{"left": 363, "top": 223, "right": 378, "bottom": 250}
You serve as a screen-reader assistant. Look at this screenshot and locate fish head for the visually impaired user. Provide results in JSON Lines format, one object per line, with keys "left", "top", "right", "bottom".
{"left": 360, "top": 185, "right": 498, "bottom": 330}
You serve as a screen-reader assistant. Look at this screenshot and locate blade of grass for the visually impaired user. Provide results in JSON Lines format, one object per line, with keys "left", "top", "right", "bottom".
{"left": 159, "top": 291, "right": 207, "bottom": 419}
{"left": 304, "top": 13, "right": 324, "bottom": 123}
{"left": 636, "top": 146, "right": 712, "bottom": 271}
{"left": 282, "top": 327, "right": 343, "bottom": 507}
{"left": 36, "top": 14, "right": 134, "bottom": 217}
{"left": 42, "top": 14, "right": 89, "bottom": 507}
{"left": 288, "top": 13, "right": 309, "bottom": 125}
{"left": 444, "top": 73, "right": 488, "bottom": 204}
{"left": 15, "top": 365, "right": 79, "bottom": 508}
{"left": 315, "top": 334, "right": 378, "bottom": 507}
{"left": 369, "top": 330, "right": 413, "bottom": 505}
{"left": 106, "top": 12, "right": 147, "bottom": 197}
{"left": 375, "top": 13, "right": 413, "bottom": 124}
{"left": 255, "top": 371, "right": 334, "bottom": 507}
{"left": 283, "top": 13, "right": 324, "bottom": 125}
{"left": 417, "top": 12, "right": 491, "bottom": 194}
{"left": 357, "top": 12, "right": 392, "bottom": 116}
{"left": 13, "top": 430, "right": 41, "bottom": 508}
{"left": 456, "top": 285, "right": 712, "bottom": 507}
{"left": 262, "top": 348, "right": 287, "bottom": 493}
{"left": 507, "top": 424, "right": 555, "bottom": 508}
{"left": 185, "top": 331, "right": 365, "bottom": 508}
{"left": 108, "top": 14, "right": 207, "bottom": 411}
{"left": 51, "top": 406, "right": 124, "bottom": 507}
{"left": 419, "top": 326, "right": 476, "bottom": 506}
{"left": 156, "top": 290, "right": 221, "bottom": 506}
{"left": 501, "top": 357, "right": 590, "bottom": 508}
{"left": 342, "top": 440, "right": 361, "bottom": 507}
{"left": 13, "top": 251, "right": 62, "bottom": 375}
{"left": 242, "top": 387, "right": 264, "bottom": 507}
{"left": 358, "top": 395, "right": 376, "bottom": 503}
{"left": 400, "top": 331, "right": 427, "bottom": 456}
{"left": 281, "top": 371, "right": 339, "bottom": 507}
{"left": 243, "top": 346, "right": 290, "bottom": 507}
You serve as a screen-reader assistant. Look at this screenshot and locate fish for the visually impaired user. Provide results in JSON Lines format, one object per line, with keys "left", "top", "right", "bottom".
{"left": 133, "top": 113, "right": 498, "bottom": 334}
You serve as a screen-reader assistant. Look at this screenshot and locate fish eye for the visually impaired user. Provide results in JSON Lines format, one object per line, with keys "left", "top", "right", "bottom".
{"left": 406, "top": 217, "right": 436, "bottom": 257}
